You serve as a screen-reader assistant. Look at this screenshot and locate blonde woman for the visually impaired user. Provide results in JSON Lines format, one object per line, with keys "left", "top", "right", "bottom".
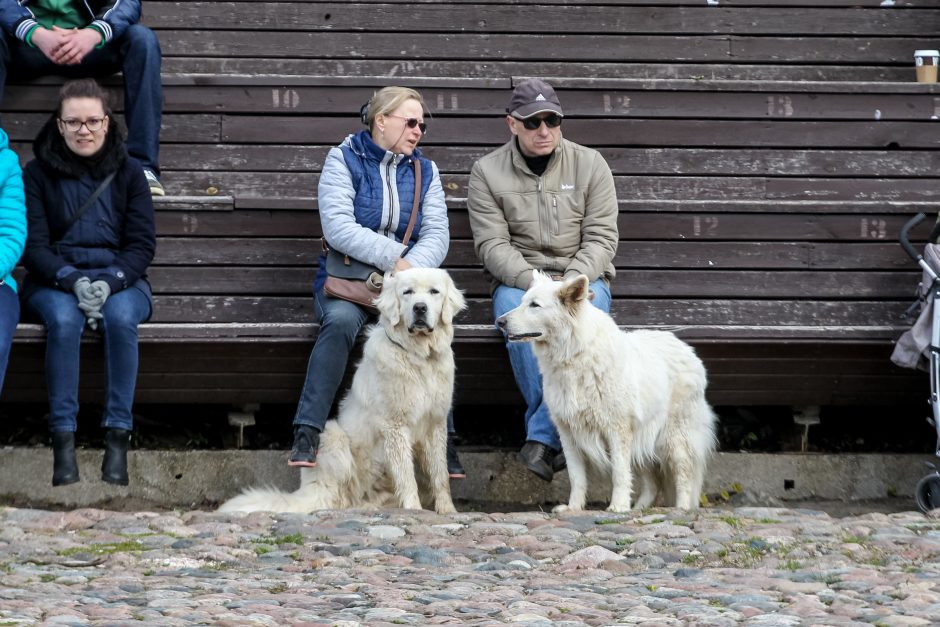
{"left": 290, "top": 86, "right": 464, "bottom": 477}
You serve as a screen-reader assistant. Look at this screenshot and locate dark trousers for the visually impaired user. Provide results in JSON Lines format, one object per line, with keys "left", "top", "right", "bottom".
{"left": 0, "top": 24, "right": 162, "bottom": 174}
{"left": 0, "top": 282, "right": 17, "bottom": 396}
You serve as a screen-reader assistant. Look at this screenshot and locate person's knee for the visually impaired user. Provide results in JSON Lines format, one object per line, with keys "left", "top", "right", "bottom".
{"left": 122, "top": 25, "right": 161, "bottom": 56}
{"left": 100, "top": 304, "right": 144, "bottom": 334}
{"left": 320, "top": 306, "right": 365, "bottom": 340}
{"left": 41, "top": 306, "right": 84, "bottom": 340}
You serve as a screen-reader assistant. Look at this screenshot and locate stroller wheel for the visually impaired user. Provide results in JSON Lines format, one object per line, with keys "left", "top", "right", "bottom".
{"left": 915, "top": 473, "right": 940, "bottom": 513}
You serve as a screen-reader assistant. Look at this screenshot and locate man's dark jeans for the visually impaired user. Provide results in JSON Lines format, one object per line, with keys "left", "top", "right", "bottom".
{"left": 0, "top": 24, "right": 162, "bottom": 174}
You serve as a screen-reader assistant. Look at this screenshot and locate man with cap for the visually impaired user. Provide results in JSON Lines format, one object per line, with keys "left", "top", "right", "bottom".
{"left": 467, "top": 78, "right": 619, "bottom": 482}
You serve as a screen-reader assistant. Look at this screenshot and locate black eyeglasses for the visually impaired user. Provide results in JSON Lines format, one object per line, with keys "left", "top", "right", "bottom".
{"left": 520, "top": 113, "right": 562, "bottom": 131}
{"left": 58, "top": 116, "right": 107, "bottom": 132}
{"left": 388, "top": 114, "right": 428, "bottom": 134}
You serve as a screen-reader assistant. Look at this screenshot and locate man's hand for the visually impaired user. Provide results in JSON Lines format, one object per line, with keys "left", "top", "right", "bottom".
{"left": 48, "top": 27, "right": 101, "bottom": 65}
{"left": 29, "top": 26, "right": 71, "bottom": 63}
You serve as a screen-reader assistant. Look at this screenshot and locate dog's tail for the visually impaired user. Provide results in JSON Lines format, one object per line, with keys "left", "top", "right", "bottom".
{"left": 217, "top": 486, "right": 316, "bottom": 514}
{"left": 217, "top": 422, "right": 355, "bottom": 514}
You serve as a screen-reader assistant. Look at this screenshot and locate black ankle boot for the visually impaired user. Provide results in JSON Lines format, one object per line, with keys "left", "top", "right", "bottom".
{"left": 101, "top": 429, "right": 130, "bottom": 486}
{"left": 52, "top": 432, "right": 80, "bottom": 487}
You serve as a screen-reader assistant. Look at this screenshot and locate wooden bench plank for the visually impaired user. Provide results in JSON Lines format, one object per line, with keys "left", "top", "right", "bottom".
{"left": 13, "top": 144, "right": 932, "bottom": 179}
{"left": 135, "top": 296, "right": 912, "bottom": 328}
{"left": 143, "top": 3, "right": 939, "bottom": 36}
{"left": 9, "top": 84, "right": 936, "bottom": 117}
{"left": 160, "top": 58, "right": 916, "bottom": 82}
{"left": 145, "top": 266, "right": 918, "bottom": 299}
{"left": 154, "top": 31, "right": 930, "bottom": 64}
{"left": 156, "top": 169, "right": 940, "bottom": 202}
{"left": 217, "top": 116, "right": 940, "bottom": 148}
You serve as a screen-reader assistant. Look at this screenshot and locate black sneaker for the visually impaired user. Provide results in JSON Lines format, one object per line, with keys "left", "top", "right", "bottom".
{"left": 446, "top": 435, "right": 465, "bottom": 479}
{"left": 518, "top": 440, "right": 559, "bottom": 482}
{"left": 288, "top": 425, "right": 320, "bottom": 467}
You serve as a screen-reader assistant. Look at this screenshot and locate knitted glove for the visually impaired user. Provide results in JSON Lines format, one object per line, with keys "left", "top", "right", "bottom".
{"left": 82, "top": 281, "right": 112, "bottom": 330}
{"left": 89, "top": 280, "right": 111, "bottom": 304}
{"left": 72, "top": 277, "right": 95, "bottom": 308}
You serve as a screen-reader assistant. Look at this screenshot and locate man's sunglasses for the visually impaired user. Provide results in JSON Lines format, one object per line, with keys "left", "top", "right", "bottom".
{"left": 520, "top": 113, "right": 563, "bottom": 131}
{"left": 388, "top": 114, "right": 428, "bottom": 134}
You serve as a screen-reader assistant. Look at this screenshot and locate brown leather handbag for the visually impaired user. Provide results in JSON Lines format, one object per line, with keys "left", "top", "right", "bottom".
{"left": 323, "top": 160, "right": 422, "bottom": 313}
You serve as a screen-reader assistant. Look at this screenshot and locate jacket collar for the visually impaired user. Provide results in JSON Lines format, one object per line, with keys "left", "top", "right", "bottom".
{"left": 508, "top": 133, "right": 565, "bottom": 176}
{"left": 344, "top": 129, "right": 423, "bottom": 165}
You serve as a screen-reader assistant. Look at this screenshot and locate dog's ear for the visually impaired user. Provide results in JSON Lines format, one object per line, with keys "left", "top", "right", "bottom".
{"left": 375, "top": 271, "right": 402, "bottom": 326}
{"left": 531, "top": 270, "right": 552, "bottom": 287}
{"left": 441, "top": 272, "right": 467, "bottom": 323}
{"left": 558, "top": 274, "right": 590, "bottom": 313}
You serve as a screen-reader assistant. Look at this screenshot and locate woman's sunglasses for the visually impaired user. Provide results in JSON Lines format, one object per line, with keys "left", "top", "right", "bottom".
{"left": 388, "top": 114, "right": 428, "bottom": 134}
{"left": 520, "top": 113, "right": 563, "bottom": 131}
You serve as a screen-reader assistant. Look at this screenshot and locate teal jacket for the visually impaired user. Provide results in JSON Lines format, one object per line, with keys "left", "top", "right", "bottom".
{"left": 0, "top": 129, "right": 26, "bottom": 292}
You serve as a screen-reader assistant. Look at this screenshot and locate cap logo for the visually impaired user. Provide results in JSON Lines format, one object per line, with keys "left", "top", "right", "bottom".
{"left": 535, "top": 93, "right": 547, "bottom": 101}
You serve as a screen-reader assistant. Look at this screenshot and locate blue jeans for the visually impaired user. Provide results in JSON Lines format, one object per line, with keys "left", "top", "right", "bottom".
{"left": 0, "top": 282, "right": 18, "bottom": 396}
{"left": 493, "top": 278, "right": 612, "bottom": 451}
{"left": 0, "top": 25, "right": 163, "bottom": 174}
{"left": 25, "top": 286, "right": 151, "bottom": 433}
{"left": 294, "top": 288, "right": 457, "bottom": 434}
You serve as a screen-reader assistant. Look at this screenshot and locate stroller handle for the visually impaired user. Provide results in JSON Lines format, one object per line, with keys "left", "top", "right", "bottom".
{"left": 901, "top": 213, "right": 929, "bottom": 261}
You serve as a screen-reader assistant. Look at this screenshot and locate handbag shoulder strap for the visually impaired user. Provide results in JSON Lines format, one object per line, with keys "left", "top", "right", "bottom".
{"left": 60, "top": 171, "right": 117, "bottom": 236}
{"left": 401, "top": 159, "right": 421, "bottom": 246}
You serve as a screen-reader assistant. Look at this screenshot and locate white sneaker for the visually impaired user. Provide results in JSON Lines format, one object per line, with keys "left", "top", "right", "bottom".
{"left": 143, "top": 169, "right": 165, "bottom": 196}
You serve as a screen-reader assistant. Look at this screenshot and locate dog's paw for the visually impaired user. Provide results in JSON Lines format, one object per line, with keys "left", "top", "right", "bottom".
{"left": 607, "top": 502, "right": 632, "bottom": 513}
{"left": 435, "top": 502, "right": 457, "bottom": 515}
{"left": 553, "top": 503, "right": 583, "bottom": 514}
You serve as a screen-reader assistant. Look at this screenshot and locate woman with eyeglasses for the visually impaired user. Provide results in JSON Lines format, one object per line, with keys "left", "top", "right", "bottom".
{"left": 289, "top": 85, "right": 465, "bottom": 477}
{"left": 20, "top": 78, "right": 155, "bottom": 487}
{"left": 0, "top": 125, "right": 26, "bottom": 397}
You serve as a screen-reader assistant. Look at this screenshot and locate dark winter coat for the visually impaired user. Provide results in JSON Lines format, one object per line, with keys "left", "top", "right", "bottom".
{"left": 21, "top": 113, "right": 156, "bottom": 307}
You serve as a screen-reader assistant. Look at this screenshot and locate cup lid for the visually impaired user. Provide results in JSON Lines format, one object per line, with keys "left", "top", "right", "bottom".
{"left": 915, "top": 49, "right": 940, "bottom": 56}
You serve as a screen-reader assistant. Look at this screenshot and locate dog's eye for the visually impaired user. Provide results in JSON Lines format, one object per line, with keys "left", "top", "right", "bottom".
{"left": 528, "top": 301, "right": 541, "bottom": 308}
{"left": 402, "top": 288, "right": 414, "bottom": 295}
{"left": 429, "top": 288, "right": 440, "bottom": 295}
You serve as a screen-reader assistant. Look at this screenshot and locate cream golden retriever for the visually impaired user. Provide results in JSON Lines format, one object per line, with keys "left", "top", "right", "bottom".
{"left": 497, "top": 272, "right": 717, "bottom": 512}
{"left": 219, "top": 268, "right": 466, "bottom": 515}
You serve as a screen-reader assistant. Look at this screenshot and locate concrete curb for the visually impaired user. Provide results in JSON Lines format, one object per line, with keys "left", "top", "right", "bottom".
{"left": 0, "top": 447, "right": 932, "bottom": 510}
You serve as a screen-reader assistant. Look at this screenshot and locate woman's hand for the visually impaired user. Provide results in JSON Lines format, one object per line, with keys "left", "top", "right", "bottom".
{"left": 392, "top": 258, "right": 413, "bottom": 274}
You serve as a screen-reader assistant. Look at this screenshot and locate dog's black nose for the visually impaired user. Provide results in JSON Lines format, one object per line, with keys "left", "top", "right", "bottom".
{"left": 413, "top": 302, "right": 427, "bottom": 315}
{"left": 496, "top": 316, "right": 506, "bottom": 329}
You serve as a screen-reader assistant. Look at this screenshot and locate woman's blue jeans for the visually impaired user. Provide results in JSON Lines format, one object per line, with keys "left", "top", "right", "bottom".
{"left": 0, "top": 282, "right": 18, "bottom": 396}
{"left": 492, "top": 278, "right": 612, "bottom": 451}
{"left": 293, "top": 288, "right": 457, "bottom": 434}
{"left": 25, "top": 286, "right": 151, "bottom": 433}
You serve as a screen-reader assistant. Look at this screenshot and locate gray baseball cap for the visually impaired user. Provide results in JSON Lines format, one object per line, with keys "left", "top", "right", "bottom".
{"left": 506, "top": 79, "right": 564, "bottom": 119}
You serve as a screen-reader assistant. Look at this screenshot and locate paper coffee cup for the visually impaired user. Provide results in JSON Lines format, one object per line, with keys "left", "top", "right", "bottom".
{"left": 914, "top": 49, "right": 939, "bottom": 83}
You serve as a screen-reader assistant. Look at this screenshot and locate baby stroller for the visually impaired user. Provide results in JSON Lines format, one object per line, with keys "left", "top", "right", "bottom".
{"left": 894, "top": 213, "right": 940, "bottom": 513}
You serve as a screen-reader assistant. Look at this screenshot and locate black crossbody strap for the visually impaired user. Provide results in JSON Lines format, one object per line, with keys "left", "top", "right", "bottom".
{"left": 60, "top": 171, "right": 116, "bottom": 236}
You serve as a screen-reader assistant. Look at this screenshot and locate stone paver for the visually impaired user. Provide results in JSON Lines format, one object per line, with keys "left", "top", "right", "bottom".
{"left": 0, "top": 505, "right": 939, "bottom": 625}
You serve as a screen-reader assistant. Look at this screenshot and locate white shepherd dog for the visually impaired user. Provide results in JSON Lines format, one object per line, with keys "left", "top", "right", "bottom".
{"left": 497, "top": 272, "right": 717, "bottom": 512}
{"left": 219, "top": 268, "right": 466, "bottom": 515}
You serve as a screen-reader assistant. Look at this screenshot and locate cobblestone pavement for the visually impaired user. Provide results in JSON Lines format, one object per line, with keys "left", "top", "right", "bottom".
{"left": 1, "top": 505, "right": 939, "bottom": 626}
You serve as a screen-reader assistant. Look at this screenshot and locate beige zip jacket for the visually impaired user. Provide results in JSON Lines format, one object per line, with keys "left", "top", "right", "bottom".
{"left": 467, "top": 135, "right": 619, "bottom": 292}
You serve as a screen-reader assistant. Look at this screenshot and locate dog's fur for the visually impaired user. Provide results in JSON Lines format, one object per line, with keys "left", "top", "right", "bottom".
{"left": 497, "top": 273, "right": 717, "bottom": 512}
{"left": 219, "top": 268, "right": 466, "bottom": 515}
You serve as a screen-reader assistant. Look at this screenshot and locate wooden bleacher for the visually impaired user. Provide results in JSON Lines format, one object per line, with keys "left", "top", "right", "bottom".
{"left": 2, "top": 0, "right": 939, "bottom": 413}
